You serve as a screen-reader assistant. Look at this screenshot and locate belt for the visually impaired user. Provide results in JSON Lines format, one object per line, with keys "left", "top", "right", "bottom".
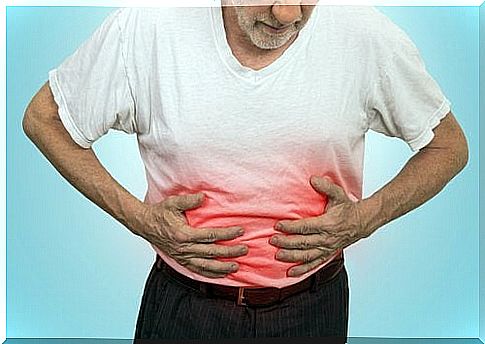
{"left": 155, "top": 251, "right": 344, "bottom": 307}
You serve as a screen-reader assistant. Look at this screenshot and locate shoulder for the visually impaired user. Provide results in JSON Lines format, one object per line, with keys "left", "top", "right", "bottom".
{"left": 112, "top": 8, "right": 159, "bottom": 35}
{"left": 318, "top": 6, "right": 417, "bottom": 63}
{"left": 328, "top": 6, "right": 406, "bottom": 39}
{"left": 112, "top": 7, "right": 212, "bottom": 49}
{"left": 115, "top": 7, "right": 210, "bottom": 34}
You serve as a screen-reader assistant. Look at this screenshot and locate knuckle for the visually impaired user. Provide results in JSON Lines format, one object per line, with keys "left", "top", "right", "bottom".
{"left": 207, "top": 231, "right": 217, "bottom": 241}
{"left": 199, "top": 261, "right": 208, "bottom": 271}
{"left": 316, "top": 235, "right": 326, "bottom": 246}
{"left": 174, "top": 244, "right": 187, "bottom": 255}
{"left": 302, "top": 253, "right": 312, "bottom": 264}
{"left": 174, "top": 231, "right": 189, "bottom": 243}
{"left": 303, "top": 223, "right": 314, "bottom": 234}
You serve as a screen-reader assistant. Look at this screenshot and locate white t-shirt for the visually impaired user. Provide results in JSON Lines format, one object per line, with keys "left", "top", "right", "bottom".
{"left": 48, "top": 5, "right": 451, "bottom": 288}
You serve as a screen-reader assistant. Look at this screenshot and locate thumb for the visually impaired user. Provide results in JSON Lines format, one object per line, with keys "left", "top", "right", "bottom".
{"left": 310, "top": 176, "right": 348, "bottom": 206}
{"left": 164, "top": 192, "right": 206, "bottom": 211}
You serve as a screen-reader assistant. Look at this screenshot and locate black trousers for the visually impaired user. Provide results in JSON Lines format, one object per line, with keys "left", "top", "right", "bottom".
{"left": 134, "top": 255, "right": 349, "bottom": 343}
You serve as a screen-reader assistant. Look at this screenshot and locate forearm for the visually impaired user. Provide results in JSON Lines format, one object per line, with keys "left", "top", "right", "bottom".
{"left": 360, "top": 120, "right": 468, "bottom": 234}
{"left": 23, "top": 96, "right": 144, "bottom": 232}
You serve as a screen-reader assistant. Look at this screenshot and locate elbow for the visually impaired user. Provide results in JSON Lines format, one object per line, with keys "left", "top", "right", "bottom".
{"left": 22, "top": 102, "right": 48, "bottom": 144}
{"left": 458, "top": 138, "right": 469, "bottom": 171}
{"left": 453, "top": 129, "right": 469, "bottom": 175}
{"left": 420, "top": 111, "right": 469, "bottom": 179}
{"left": 22, "top": 104, "right": 37, "bottom": 140}
{"left": 23, "top": 81, "right": 60, "bottom": 142}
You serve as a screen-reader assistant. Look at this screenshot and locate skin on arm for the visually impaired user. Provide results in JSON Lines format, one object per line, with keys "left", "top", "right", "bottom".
{"left": 22, "top": 81, "right": 248, "bottom": 278}
{"left": 270, "top": 111, "right": 469, "bottom": 277}
{"left": 361, "top": 111, "right": 469, "bottom": 232}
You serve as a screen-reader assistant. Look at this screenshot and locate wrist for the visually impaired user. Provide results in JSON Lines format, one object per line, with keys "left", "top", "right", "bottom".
{"left": 357, "top": 194, "right": 388, "bottom": 236}
{"left": 118, "top": 196, "right": 147, "bottom": 234}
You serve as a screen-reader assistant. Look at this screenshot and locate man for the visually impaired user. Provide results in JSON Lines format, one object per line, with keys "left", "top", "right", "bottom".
{"left": 22, "top": 1, "right": 468, "bottom": 342}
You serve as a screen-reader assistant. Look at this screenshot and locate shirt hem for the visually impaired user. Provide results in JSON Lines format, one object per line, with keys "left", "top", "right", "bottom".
{"left": 48, "top": 69, "right": 93, "bottom": 149}
{"left": 407, "top": 98, "right": 452, "bottom": 152}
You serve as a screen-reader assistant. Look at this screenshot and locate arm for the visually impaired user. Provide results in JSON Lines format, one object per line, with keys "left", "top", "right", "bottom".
{"left": 270, "top": 111, "right": 469, "bottom": 277}
{"left": 360, "top": 111, "right": 469, "bottom": 234}
{"left": 22, "top": 81, "right": 144, "bottom": 230}
{"left": 22, "top": 81, "right": 247, "bottom": 277}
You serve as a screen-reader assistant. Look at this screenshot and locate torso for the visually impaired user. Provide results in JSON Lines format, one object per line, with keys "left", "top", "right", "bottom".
{"left": 119, "top": 6, "right": 376, "bottom": 288}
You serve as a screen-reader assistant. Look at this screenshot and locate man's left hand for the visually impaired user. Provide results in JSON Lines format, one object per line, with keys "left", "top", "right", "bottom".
{"left": 270, "top": 175, "right": 373, "bottom": 277}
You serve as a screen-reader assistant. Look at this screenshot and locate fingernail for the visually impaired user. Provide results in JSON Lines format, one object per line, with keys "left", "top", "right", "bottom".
{"left": 275, "top": 223, "right": 283, "bottom": 230}
{"left": 231, "top": 263, "right": 239, "bottom": 270}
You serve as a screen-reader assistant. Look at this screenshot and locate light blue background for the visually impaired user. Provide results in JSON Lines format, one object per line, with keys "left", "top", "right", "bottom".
{"left": 479, "top": 3, "right": 484, "bottom": 343}
{"left": 6, "top": 5, "right": 481, "bottom": 340}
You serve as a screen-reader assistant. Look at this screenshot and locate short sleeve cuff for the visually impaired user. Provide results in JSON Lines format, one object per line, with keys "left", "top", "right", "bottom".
{"left": 48, "top": 69, "right": 93, "bottom": 149}
{"left": 406, "top": 98, "right": 452, "bottom": 152}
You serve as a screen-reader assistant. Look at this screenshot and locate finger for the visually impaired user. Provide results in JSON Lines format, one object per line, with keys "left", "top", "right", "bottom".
{"left": 182, "top": 243, "right": 249, "bottom": 258}
{"left": 319, "top": 228, "right": 359, "bottom": 251}
{"left": 318, "top": 234, "right": 345, "bottom": 250}
{"left": 270, "top": 234, "right": 323, "bottom": 249}
{"left": 186, "top": 225, "right": 245, "bottom": 243}
{"left": 164, "top": 193, "right": 205, "bottom": 211}
{"left": 275, "top": 248, "right": 324, "bottom": 263}
{"left": 275, "top": 217, "right": 322, "bottom": 234}
{"left": 310, "top": 176, "right": 349, "bottom": 207}
{"left": 184, "top": 264, "right": 228, "bottom": 278}
{"left": 287, "top": 255, "right": 334, "bottom": 277}
{"left": 186, "top": 258, "right": 240, "bottom": 277}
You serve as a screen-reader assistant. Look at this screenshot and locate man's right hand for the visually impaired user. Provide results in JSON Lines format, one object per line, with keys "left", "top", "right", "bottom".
{"left": 131, "top": 192, "right": 248, "bottom": 278}
{"left": 23, "top": 84, "right": 247, "bottom": 279}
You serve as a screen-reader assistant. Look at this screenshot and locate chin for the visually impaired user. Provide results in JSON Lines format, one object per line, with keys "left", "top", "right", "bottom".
{"left": 250, "top": 34, "right": 291, "bottom": 50}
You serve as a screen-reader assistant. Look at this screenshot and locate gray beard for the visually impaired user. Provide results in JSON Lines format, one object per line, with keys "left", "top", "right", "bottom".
{"left": 234, "top": 8, "right": 300, "bottom": 50}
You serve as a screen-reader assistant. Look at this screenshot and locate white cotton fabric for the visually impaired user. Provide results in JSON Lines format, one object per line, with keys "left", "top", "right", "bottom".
{"left": 49, "top": 6, "right": 451, "bottom": 287}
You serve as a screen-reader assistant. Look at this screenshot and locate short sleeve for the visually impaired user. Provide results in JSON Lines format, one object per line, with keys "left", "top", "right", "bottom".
{"left": 365, "top": 11, "right": 451, "bottom": 152}
{"left": 48, "top": 8, "right": 136, "bottom": 149}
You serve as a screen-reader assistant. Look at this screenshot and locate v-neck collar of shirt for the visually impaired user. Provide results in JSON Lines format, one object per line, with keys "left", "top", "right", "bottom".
{"left": 210, "top": 4, "right": 319, "bottom": 83}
